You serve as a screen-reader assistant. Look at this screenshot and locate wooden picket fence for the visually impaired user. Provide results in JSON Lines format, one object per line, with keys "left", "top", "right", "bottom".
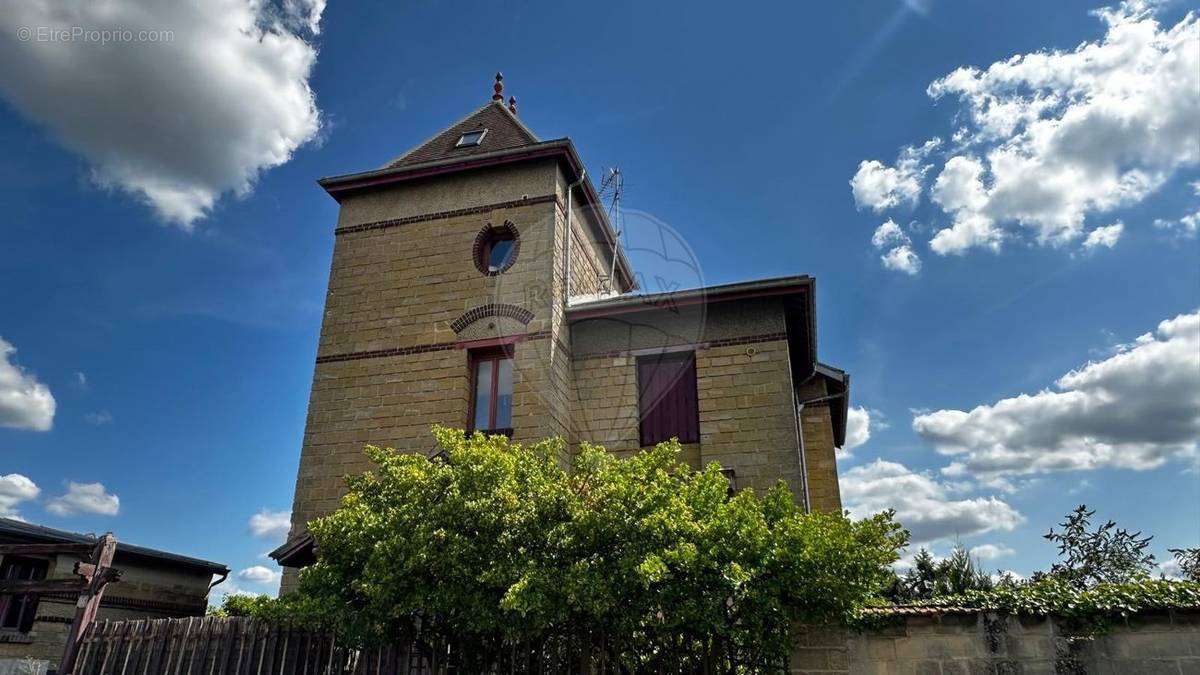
{"left": 68, "top": 616, "right": 784, "bottom": 674}
{"left": 69, "top": 617, "right": 429, "bottom": 675}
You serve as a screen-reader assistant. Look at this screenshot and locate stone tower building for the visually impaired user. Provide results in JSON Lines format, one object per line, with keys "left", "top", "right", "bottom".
{"left": 274, "top": 77, "right": 849, "bottom": 588}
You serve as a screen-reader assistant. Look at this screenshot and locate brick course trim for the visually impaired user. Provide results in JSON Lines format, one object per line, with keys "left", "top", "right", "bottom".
{"left": 334, "top": 195, "right": 560, "bottom": 235}
{"left": 316, "top": 330, "right": 553, "bottom": 364}
{"left": 450, "top": 303, "right": 535, "bottom": 333}
{"left": 572, "top": 332, "right": 789, "bottom": 361}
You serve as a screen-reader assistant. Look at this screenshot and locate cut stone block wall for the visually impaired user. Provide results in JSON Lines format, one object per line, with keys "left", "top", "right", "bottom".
{"left": 790, "top": 610, "right": 1200, "bottom": 675}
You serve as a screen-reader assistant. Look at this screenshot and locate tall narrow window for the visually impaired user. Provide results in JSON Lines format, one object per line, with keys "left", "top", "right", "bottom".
{"left": 470, "top": 347, "right": 514, "bottom": 434}
{"left": 0, "top": 556, "right": 48, "bottom": 634}
{"left": 637, "top": 351, "right": 699, "bottom": 446}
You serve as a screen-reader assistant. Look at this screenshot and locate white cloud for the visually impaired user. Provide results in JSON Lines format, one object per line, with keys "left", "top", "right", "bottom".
{"left": 74, "top": 372, "right": 88, "bottom": 390}
{"left": 207, "top": 579, "right": 264, "bottom": 607}
{"left": 1159, "top": 558, "right": 1184, "bottom": 580}
{"left": 46, "top": 481, "right": 120, "bottom": 516}
{"left": 871, "top": 219, "right": 908, "bottom": 249}
{"left": 83, "top": 411, "right": 114, "bottom": 425}
{"left": 871, "top": 219, "right": 923, "bottom": 274}
{"left": 0, "top": 474, "right": 40, "bottom": 519}
{"left": 0, "top": 0, "right": 324, "bottom": 227}
{"left": 914, "top": 310, "right": 1200, "bottom": 478}
{"left": 850, "top": 139, "right": 941, "bottom": 212}
{"left": 1154, "top": 208, "right": 1200, "bottom": 235}
{"left": 862, "top": 3, "right": 1199, "bottom": 256}
{"left": 843, "top": 406, "right": 872, "bottom": 456}
{"left": 1082, "top": 221, "right": 1124, "bottom": 250}
{"left": 840, "top": 459, "right": 1024, "bottom": 544}
{"left": 248, "top": 509, "right": 291, "bottom": 540}
{"left": 237, "top": 565, "right": 281, "bottom": 584}
{"left": 880, "top": 245, "right": 922, "bottom": 274}
{"left": 0, "top": 338, "right": 55, "bottom": 431}
{"left": 970, "top": 543, "right": 1016, "bottom": 561}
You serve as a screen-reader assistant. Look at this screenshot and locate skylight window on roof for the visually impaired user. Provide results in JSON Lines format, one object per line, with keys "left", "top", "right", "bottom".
{"left": 456, "top": 129, "right": 487, "bottom": 147}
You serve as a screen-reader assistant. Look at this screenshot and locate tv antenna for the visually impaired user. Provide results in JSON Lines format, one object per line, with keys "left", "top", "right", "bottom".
{"left": 599, "top": 168, "right": 624, "bottom": 294}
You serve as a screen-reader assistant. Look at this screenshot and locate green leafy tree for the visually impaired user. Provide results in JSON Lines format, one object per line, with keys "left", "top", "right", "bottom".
{"left": 254, "top": 427, "right": 906, "bottom": 668}
{"left": 1043, "top": 505, "right": 1155, "bottom": 588}
{"left": 1168, "top": 548, "right": 1200, "bottom": 581}
{"left": 894, "top": 544, "right": 993, "bottom": 602}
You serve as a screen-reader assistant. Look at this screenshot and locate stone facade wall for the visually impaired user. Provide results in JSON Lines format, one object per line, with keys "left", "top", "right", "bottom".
{"left": 568, "top": 299, "right": 833, "bottom": 502}
{"left": 789, "top": 610, "right": 1200, "bottom": 675}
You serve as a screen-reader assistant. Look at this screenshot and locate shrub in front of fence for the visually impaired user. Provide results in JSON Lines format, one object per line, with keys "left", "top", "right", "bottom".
{"left": 221, "top": 427, "right": 908, "bottom": 671}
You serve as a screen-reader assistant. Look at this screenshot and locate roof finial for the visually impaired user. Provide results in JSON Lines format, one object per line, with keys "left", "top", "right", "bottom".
{"left": 508, "top": 95, "right": 518, "bottom": 116}
{"left": 492, "top": 72, "right": 504, "bottom": 102}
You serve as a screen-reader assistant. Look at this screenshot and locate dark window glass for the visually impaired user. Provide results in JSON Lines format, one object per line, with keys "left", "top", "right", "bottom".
{"left": 481, "top": 233, "right": 515, "bottom": 272}
{"left": 470, "top": 348, "right": 514, "bottom": 433}
{"left": 456, "top": 129, "right": 487, "bottom": 147}
{"left": 0, "top": 556, "right": 48, "bottom": 633}
{"left": 638, "top": 351, "right": 699, "bottom": 446}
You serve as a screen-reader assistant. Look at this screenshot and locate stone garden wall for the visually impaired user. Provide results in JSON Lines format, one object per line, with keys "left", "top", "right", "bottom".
{"left": 790, "top": 609, "right": 1200, "bottom": 674}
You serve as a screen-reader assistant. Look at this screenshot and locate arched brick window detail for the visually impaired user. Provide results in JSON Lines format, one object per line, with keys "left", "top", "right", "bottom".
{"left": 472, "top": 221, "right": 521, "bottom": 275}
{"left": 451, "top": 303, "right": 536, "bottom": 334}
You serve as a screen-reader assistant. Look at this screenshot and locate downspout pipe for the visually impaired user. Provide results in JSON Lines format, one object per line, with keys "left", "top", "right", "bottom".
{"left": 564, "top": 169, "right": 586, "bottom": 307}
{"left": 795, "top": 390, "right": 847, "bottom": 514}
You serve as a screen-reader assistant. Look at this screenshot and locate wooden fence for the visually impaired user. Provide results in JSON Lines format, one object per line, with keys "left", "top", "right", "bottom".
{"left": 70, "top": 617, "right": 425, "bottom": 675}
{"left": 68, "top": 616, "right": 776, "bottom": 674}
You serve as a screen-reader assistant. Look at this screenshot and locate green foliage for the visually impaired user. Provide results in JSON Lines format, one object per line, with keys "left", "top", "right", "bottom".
{"left": 927, "top": 577, "right": 1200, "bottom": 635}
{"left": 277, "top": 427, "right": 906, "bottom": 666}
{"left": 1042, "top": 505, "right": 1155, "bottom": 588}
{"left": 1168, "top": 548, "right": 1200, "bottom": 581}
{"left": 211, "top": 593, "right": 327, "bottom": 628}
{"left": 892, "top": 544, "right": 994, "bottom": 602}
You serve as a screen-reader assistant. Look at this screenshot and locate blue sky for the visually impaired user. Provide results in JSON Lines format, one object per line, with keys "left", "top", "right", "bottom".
{"left": 0, "top": 0, "right": 1197, "bottom": 596}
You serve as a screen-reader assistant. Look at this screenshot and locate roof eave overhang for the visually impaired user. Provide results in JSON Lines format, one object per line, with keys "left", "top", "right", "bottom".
{"left": 269, "top": 532, "right": 317, "bottom": 568}
{"left": 317, "top": 140, "right": 636, "bottom": 293}
{"left": 567, "top": 275, "right": 817, "bottom": 370}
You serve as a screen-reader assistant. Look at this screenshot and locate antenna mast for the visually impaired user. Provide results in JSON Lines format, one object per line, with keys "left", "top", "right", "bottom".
{"left": 599, "top": 168, "right": 624, "bottom": 295}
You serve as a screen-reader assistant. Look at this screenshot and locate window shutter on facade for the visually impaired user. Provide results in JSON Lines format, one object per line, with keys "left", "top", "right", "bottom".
{"left": 638, "top": 352, "right": 699, "bottom": 446}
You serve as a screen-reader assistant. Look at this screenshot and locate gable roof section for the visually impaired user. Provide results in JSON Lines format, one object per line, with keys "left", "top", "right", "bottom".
{"left": 385, "top": 101, "right": 540, "bottom": 169}
{"left": 0, "top": 517, "right": 227, "bottom": 575}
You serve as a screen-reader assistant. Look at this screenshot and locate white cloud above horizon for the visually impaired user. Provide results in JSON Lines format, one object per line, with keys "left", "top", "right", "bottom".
{"left": 249, "top": 509, "right": 292, "bottom": 541}
{"left": 841, "top": 459, "right": 1024, "bottom": 544}
{"left": 0, "top": 474, "right": 40, "bottom": 519}
{"left": 870, "top": 219, "right": 923, "bottom": 275}
{"left": 0, "top": 0, "right": 325, "bottom": 227}
{"left": 913, "top": 309, "right": 1200, "bottom": 478}
{"left": 0, "top": 338, "right": 55, "bottom": 432}
{"left": 843, "top": 406, "right": 872, "bottom": 457}
{"left": 970, "top": 543, "right": 1016, "bottom": 562}
{"left": 46, "top": 481, "right": 121, "bottom": 516}
{"left": 237, "top": 565, "right": 281, "bottom": 585}
{"left": 851, "top": 139, "right": 941, "bottom": 213}
{"left": 853, "top": 2, "right": 1200, "bottom": 258}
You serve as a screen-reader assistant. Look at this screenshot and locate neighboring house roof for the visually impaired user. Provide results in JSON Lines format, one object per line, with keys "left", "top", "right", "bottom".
{"left": 385, "top": 101, "right": 541, "bottom": 168}
{"left": 0, "top": 518, "right": 228, "bottom": 575}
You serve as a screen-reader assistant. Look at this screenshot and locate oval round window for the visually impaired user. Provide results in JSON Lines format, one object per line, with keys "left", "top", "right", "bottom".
{"left": 474, "top": 222, "right": 520, "bottom": 275}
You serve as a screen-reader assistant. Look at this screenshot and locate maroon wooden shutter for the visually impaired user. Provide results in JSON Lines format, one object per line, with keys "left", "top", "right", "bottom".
{"left": 638, "top": 351, "right": 699, "bottom": 446}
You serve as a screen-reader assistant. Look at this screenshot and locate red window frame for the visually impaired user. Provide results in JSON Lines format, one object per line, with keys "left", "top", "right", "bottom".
{"left": 637, "top": 351, "right": 700, "bottom": 446}
{"left": 479, "top": 231, "right": 515, "bottom": 273}
{"left": 0, "top": 556, "right": 48, "bottom": 634}
{"left": 468, "top": 346, "right": 514, "bottom": 435}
